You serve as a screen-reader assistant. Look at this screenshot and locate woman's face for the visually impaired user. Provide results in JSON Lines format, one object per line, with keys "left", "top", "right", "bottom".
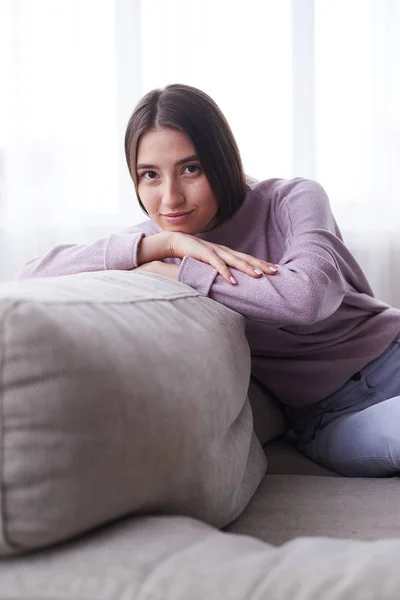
{"left": 136, "top": 127, "right": 219, "bottom": 234}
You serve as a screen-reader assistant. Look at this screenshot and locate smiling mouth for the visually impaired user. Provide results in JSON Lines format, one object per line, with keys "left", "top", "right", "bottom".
{"left": 163, "top": 211, "right": 193, "bottom": 217}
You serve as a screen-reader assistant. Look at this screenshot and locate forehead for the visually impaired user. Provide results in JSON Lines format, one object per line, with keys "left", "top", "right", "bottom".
{"left": 137, "top": 127, "right": 195, "bottom": 162}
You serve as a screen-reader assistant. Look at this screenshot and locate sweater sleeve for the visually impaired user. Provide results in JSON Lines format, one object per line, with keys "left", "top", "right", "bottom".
{"left": 16, "top": 227, "right": 146, "bottom": 279}
{"left": 178, "top": 179, "right": 349, "bottom": 327}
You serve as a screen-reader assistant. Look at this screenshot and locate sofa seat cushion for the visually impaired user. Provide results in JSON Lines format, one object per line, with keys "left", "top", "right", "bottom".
{"left": 0, "top": 271, "right": 266, "bottom": 556}
{"left": 1, "top": 514, "right": 400, "bottom": 599}
{"left": 264, "top": 439, "right": 339, "bottom": 476}
{"left": 227, "top": 467, "right": 400, "bottom": 545}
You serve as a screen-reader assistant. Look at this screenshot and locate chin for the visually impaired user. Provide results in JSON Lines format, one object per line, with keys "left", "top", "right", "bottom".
{"left": 157, "top": 218, "right": 201, "bottom": 235}
{"left": 165, "top": 224, "right": 199, "bottom": 235}
{"left": 157, "top": 214, "right": 216, "bottom": 235}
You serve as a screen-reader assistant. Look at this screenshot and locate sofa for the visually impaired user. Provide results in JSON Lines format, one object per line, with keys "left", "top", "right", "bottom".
{"left": 1, "top": 270, "right": 400, "bottom": 599}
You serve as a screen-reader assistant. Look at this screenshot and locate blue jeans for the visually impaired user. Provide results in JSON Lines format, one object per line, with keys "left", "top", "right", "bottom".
{"left": 286, "top": 333, "right": 400, "bottom": 476}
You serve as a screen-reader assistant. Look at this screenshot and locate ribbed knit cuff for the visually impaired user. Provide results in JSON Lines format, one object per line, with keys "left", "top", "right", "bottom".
{"left": 178, "top": 256, "right": 218, "bottom": 296}
{"left": 104, "top": 232, "right": 145, "bottom": 270}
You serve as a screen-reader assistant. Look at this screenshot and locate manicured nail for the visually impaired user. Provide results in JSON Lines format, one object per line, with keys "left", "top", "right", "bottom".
{"left": 253, "top": 267, "right": 263, "bottom": 275}
{"left": 230, "top": 276, "right": 237, "bottom": 285}
{"left": 268, "top": 266, "right": 279, "bottom": 272}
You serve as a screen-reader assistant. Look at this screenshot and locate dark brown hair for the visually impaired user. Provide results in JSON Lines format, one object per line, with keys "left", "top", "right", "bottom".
{"left": 124, "top": 83, "right": 247, "bottom": 224}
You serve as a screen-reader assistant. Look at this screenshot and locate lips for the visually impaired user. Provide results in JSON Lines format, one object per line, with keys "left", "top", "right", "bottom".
{"left": 163, "top": 211, "right": 192, "bottom": 217}
{"left": 162, "top": 210, "right": 194, "bottom": 225}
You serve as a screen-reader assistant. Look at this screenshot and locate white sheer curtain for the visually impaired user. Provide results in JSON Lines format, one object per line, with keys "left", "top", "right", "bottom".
{"left": 1, "top": 0, "right": 399, "bottom": 307}
{"left": 0, "top": 0, "right": 144, "bottom": 279}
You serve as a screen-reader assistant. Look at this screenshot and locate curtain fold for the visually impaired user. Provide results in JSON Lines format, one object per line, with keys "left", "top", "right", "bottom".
{"left": 0, "top": 0, "right": 399, "bottom": 307}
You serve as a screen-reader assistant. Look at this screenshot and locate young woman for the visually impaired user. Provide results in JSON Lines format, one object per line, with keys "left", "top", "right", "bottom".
{"left": 18, "top": 84, "right": 400, "bottom": 477}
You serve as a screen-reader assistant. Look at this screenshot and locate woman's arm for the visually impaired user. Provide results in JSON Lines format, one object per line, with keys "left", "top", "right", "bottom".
{"left": 16, "top": 222, "right": 164, "bottom": 279}
{"left": 17, "top": 232, "right": 143, "bottom": 280}
{"left": 178, "top": 179, "right": 353, "bottom": 326}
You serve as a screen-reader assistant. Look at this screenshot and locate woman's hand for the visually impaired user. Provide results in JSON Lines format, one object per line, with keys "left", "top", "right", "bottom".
{"left": 167, "top": 232, "right": 279, "bottom": 285}
{"left": 135, "top": 261, "right": 179, "bottom": 280}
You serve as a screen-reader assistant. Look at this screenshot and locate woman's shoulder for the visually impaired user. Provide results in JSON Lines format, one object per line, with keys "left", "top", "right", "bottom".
{"left": 248, "top": 176, "right": 327, "bottom": 199}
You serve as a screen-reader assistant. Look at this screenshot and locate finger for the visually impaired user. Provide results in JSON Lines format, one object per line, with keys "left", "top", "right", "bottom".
{"left": 215, "top": 249, "right": 265, "bottom": 278}
{"left": 255, "top": 262, "right": 279, "bottom": 275}
{"left": 229, "top": 252, "right": 279, "bottom": 273}
{"left": 233, "top": 260, "right": 279, "bottom": 276}
{"left": 215, "top": 245, "right": 279, "bottom": 275}
{"left": 208, "top": 255, "right": 237, "bottom": 284}
{"left": 172, "top": 239, "right": 237, "bottom": 284}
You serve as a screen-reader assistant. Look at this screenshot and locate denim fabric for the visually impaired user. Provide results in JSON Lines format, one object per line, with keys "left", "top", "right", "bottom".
{"left": 286, "top": 334, "right": 400, "bottom": 476}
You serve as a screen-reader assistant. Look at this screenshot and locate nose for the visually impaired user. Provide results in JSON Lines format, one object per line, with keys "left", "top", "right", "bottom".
{"left": 161, "top": 178, "right": 185, "bottom": 210}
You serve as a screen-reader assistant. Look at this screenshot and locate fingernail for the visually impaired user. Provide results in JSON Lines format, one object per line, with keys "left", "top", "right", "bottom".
{"left": 230, "top": 276, "right": 237, "bottom": 285}
{"left": 268, "top": 266, "right": 279, "bottom": 272}
{"left": 253, "top": 267, "right": 263, "bottom": 275}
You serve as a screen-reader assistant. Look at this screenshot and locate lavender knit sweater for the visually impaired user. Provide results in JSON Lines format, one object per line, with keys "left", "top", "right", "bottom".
{"left": 18, "top": 178, "right": 400, "bottom": 407}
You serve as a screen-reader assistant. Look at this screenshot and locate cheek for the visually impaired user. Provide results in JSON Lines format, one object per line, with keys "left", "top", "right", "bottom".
{"left": 138, "top": 186, "right": 159, "bottom": 215}
{"left": 204, "top": 189, "right": 219, "bottom": 215}
{"left": 192, "top": 181, "right": 217, "bottom": 208}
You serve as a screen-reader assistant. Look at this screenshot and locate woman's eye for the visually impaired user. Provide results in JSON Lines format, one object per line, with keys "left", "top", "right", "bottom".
{"left": 184, "top": 164, "right": 201, "bottom": 174}
{"left": 138, "top": 171, "right": 157, "bottom": 180}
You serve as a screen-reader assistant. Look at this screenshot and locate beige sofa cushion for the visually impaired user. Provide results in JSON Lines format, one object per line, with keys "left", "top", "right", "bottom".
{"left": 0, "top": 271, "right": 266, "bottom": 556}
{"left": 1, "top": 514, "right": 400, "bottom": 599}
{"left": 248, "top": 378, "right": 287, "bottom": 445}
{"left": 227, "top": 467, "right": 400, "bottom": 546}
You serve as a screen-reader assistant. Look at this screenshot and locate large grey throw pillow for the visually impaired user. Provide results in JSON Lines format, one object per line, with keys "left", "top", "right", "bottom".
{"left": 0, "top": 271, "right": 266, "bottom": 556}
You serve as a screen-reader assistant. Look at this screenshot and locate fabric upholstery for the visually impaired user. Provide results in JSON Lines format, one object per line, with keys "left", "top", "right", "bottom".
{"left": 0, "top": 271, "right": 266, "bottom": 556}
{"left": 247, "top": 378, "right": 287, "bottom": 445}
{"left": 1, "top": 514, "right": 400, "bottom": 599}
{"left": 227, "top": 468, "right": 400, "bottom": 545}
{"left": 264, "top": 439, "right": 339, "bottom": 476}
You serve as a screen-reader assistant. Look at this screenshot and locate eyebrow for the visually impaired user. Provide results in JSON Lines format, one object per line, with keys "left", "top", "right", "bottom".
{"left": 136, "top": 154, "right": 199, "bottom": 170}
